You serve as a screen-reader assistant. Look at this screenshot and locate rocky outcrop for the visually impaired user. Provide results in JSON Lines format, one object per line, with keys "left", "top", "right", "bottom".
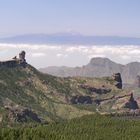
{"left": 70, "top": 95, "right": 92, "bottom": 104}
{"left": 19, "top": 51, "right": 26, "bottom": 66}
{"left": 112, "top": 73, "right": 122, "bottom": 89}
{"left": 80, "top": 85, "right": 111, "bottom": 94}
{"left": 5, "top": 107, "right": 41, "bottom": 123}
{"left": 124, "top": 93, "right": 139, "bottom": 110}
{"left": 94, "top": 93, "right": 139, "bottom": 108}
{"left": 0, "top": 51, "right": 27, "bottom": 68}
{"left": 15, "top": 109, "right": 41, "bottom": 123}
{"left": 3, "top": 99, "right": 41, "bottom": 123}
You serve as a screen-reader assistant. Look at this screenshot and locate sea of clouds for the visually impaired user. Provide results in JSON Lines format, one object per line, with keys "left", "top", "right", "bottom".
{"left": 0, "top": 43, "right": 140, "bottom": 68}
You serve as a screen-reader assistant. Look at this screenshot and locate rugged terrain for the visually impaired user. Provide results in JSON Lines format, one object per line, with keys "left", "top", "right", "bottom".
{"left": 0, "top": 53, "right": 139, "bottom": 126}
{"left": 0, "top": 65, "right": 138, "bottom": 126}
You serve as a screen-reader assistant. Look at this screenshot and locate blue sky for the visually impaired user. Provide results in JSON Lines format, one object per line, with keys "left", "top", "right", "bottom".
{"left": 0, "top": 0, "right": 140, "bottom": 37}
{"left": 0, "top": 0, "right": 140, "bottom": 68}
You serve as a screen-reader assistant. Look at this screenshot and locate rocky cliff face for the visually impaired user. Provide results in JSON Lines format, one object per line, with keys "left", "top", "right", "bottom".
{"left": 70, "top": 92, "right": 139, "bottom": 111}
{"left": 70, "top": 73, "right": 139, "bottom": 110}
{"left": 112, "top": 73, "right": 122, "bottom": 89}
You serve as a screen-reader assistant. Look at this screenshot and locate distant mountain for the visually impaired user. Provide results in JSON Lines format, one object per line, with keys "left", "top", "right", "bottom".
{"left": 39, "top": 57, "right": 140, "bottom": 86}
{"left": 0, "top": 33, "right": 140, "bottom": 45}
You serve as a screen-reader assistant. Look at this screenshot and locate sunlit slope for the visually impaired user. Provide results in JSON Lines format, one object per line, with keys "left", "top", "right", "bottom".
{"left": 0, "top": 64, "right": 136, "bottom": 125}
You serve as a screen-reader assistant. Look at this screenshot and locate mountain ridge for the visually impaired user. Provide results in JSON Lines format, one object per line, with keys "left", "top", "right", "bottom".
{"left": 0, "top": 51, "right": 139, "bottom": 126}
{"left": 1, "top": 33, "right": 140, "bottom": 45}
{"left": 39, "top": 57, "right": 140, "bottom": 86}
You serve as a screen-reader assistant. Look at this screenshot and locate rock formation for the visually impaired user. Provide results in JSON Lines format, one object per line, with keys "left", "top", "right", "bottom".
{"left": 3, "top": 99, "right": 41, "bottom": 123}
{"left": 124, "top": 93, "right": 139, "bottom": 110}
{"left": 112, "top": 73, "right": 122, "bottom": 89}
{"left": 19, "top": 51, "right": 26, "bottom": 63}
{"left": 0, "top": 51, "right": 27, "bottom": 67}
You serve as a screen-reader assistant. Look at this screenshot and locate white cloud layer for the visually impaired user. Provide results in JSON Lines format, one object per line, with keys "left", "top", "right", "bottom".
{"left": 30, "top": 52, "right": 46, "bottom": 57}
{"left": 0, "top": 43, "right": 140, "bottom": 68}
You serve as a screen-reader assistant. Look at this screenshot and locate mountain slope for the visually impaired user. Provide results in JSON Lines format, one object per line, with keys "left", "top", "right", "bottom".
{"left": 40, "top": 57, "right": 140, "bottom": 86}
{"left": 0, "top": 65, "right": 94, "bottom": 125}
{"left": 0, "top": 56, "right": 138, "bottom": 126}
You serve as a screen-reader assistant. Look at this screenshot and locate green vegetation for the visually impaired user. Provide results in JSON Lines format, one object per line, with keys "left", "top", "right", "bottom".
{"left": 0, "top": 64, "right": 134, "bottom": 126}
{"left": 0, "top": 63, "right": 139, "bottom": 140}
{"left": 0, "top": 115, "right": 140, "bottom": 140}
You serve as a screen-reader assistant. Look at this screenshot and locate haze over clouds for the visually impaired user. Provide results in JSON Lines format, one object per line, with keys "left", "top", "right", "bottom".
{"left": 0, "top": 44, "right": 140, "bottom": 68}
{"left": 0, "top": 1, "right": 139, "bottom": 69}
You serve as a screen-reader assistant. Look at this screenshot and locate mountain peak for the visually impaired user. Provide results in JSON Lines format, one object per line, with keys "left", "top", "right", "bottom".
{"left": 89, "top": 57, "right": 113, "bottom": 65}
{"left": 41, "top": 57, "right": 140, "bottom": 86}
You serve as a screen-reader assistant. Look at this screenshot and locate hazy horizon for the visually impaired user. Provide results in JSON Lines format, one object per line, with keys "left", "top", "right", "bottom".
{"left": 0, "top": 0, "right": 140, "bottom": 37}
{"left": 0, "top": 43, "right": 140, "bottom": 68}
{"left": 0, "top": 0, "right": 140, "bottom": 68}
